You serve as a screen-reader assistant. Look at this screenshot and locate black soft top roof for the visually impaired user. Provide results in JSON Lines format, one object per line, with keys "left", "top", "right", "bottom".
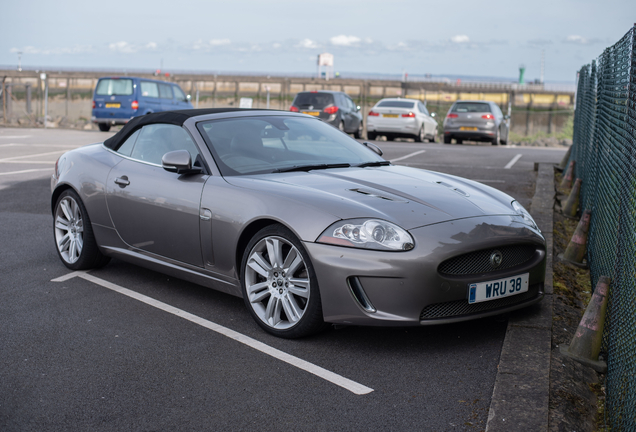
{"left": 103, "top": 108, "right": 251, "bottom": 150}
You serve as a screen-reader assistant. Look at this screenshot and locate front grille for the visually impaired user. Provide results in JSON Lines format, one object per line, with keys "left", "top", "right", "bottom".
{"left": 420, "top": 285, "right": 541, "bottom": 320}
{"left": 438, "top": 244, "right": 537, "bottom": 276}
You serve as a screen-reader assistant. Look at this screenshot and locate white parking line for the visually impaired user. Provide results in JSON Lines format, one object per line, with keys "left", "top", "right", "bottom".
{"left": 0, "top": 135, "right": 31, "bottom": 139}
{"left": 0, "top": 150, "right": 66, "bottom": 162}
{"left": 504, "top": 154, "right": 523, "bottom": 169}
{"left": 390, "top": 150, "right": 426, "bottom": 163}
{"left": 0, "top": 168, "right": 52, "bottom": 176}
{"left": 0, "top": 143, "right": 78, "bottom": 148}
{"left": 51, "top": 271, "right": 374, "bottom": 396}
{"left": 0, "top": 160, "right": 56, "bottom": 164}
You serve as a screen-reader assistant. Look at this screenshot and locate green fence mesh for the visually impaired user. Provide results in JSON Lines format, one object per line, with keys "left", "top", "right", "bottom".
{"left": 569, "top": 24, "right": 636, "bottom": 430}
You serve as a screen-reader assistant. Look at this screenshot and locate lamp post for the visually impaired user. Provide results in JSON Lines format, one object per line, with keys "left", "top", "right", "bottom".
{"left": 17, "top": 52, "right": 22, "bottom": 72}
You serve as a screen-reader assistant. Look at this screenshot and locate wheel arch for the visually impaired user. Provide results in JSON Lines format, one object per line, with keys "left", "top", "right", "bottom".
{"left": 235, "top": 218, "right": 289, "bottom": 279}
{"left": 51, "top": 183, "right": 79, "bottom": 216}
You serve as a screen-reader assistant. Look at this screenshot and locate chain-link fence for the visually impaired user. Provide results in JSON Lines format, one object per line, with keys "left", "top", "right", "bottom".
{"left": 567, "top": 24, "right": 636, "bottom": 430}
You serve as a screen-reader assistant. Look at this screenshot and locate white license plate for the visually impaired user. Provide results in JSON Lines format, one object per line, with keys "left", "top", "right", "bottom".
{"left": 468, "top": 273, "right": 529, "bottom": 304}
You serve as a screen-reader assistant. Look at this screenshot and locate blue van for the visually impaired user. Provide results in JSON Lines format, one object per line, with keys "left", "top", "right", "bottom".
{"left": 91, "top": 77, "right": 193, "bottom": 131}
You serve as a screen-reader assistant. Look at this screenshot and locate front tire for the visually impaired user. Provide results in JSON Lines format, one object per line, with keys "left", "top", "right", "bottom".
{"left": 241, "top": 225, "right": 327, "bottom": 338}
{"left": 98, "top": 123, "right": 111, "bottom": 132}
{"left": 53, "top": 189, "right": 110, "bottom": 270}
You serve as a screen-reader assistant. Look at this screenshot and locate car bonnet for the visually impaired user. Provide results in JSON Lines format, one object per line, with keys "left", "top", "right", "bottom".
{"left": 224, "top": 165, "right": 517, "bottom": 230}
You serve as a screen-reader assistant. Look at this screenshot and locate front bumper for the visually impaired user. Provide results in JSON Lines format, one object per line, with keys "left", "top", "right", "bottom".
{"left": 305, "top": 215, "right": 546, "bottom": 326}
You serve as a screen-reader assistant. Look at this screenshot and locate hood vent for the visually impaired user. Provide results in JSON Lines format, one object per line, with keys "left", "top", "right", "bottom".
{"left": 348, "top": 188, "right": 407, "bottom": 202}
{"left": 435, "top": 181, "right": 470, "bottom": 197}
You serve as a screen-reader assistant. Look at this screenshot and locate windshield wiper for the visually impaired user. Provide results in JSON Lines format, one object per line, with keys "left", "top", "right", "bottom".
{"left": 355, "top": 161, "right": 391, "bottom": 168}
{"left": 275, "top": 163, "right": 351, "bottom": 173}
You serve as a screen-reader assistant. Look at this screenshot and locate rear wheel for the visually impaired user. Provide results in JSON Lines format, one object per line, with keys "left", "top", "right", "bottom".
{"left": 456, "top": 138, "right": 463, "bottom": 144}
{"left": 241, "top": 225, "right": 327, "bottom": 338}
{"left": 367, "top": 132, "right": 377, "bottom": 141}
{"left": 98, "top": 123, "right": 111, "bottom": 132}
{"left": 386, "top": 135, "right": 395, "bottom": 141}
{"left": 415, "top": 126, "right": 425, "bottom": 143}
{"left": 338, "top": 121, "right": 345, "bottom": 132}
{"left": 429, "top": 127, "right": 438, "bottom": 143}
{"left": 491, "top": 129, "right": 500, "bottom": 145}
{"left": 353, "top": 121, "right": 363, "bottom": 138}
{"left": 53, "top": 189, "right": 110, "bottom": 270}
{"left": 443, "top": 135, "right": 452, "bottom": 144}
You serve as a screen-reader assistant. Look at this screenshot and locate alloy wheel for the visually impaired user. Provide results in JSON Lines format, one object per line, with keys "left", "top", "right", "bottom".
{"left": 244, "top": 236, "right": 310, "bottom": 330}
{"left": 54, "top": 196, "right": 84, "bottom": 264}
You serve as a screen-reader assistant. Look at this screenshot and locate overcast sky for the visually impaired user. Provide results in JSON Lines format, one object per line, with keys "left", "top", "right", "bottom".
{"left": 2, "top": 0, "right": 634, "bottom": 82}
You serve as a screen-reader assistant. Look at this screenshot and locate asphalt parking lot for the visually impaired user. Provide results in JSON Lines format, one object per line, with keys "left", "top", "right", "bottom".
{"left": 0, "top": 127, "right": 566, "bottom": 431}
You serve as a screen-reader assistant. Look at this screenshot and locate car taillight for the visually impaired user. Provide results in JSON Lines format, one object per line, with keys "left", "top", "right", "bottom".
{"left": 324, "top": 106, "right": 338, "bottom": 114}
{"left": 131, "top": 100, "right": 139, "bottom": 110}
{"left": 368, "top": 110, "right": 379, "bottom": 116}
{"left": 447, "top": 113, "right": 458, "bottom": 118}
{"left": 402, "top": 112, "right": 416, "bottom": 118}
{"left": 290, "top": 105, "right": 299, "bottom": 112}
{"left": 481, "top": 113, "right": 494, "bottom": 119}
{"left": 92, "top": 101, "right": 96, "bottom": 109}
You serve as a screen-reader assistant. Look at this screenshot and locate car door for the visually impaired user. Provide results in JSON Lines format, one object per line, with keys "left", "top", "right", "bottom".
{"left": 158, "top": 83, "right": 175, "bottom": 111}
{"left": 344, "top": 95, "right": 360, "bottom": 132}
{"left": 418, "top": 102, "right": 433, "bottom": 135}
{"left": 105, "top": 123, "right": 207, "bottom": 266}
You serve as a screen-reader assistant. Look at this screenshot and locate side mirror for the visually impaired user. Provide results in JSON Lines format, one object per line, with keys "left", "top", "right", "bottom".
{"left": 162, "top": 150, "right": 202, "bottom": 174}
{"left": 363, "top": 141, "right": 383, "bottom": 156}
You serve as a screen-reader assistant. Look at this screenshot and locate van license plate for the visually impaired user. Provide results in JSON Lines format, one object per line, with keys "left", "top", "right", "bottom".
{"left": 105, "top": 103, "right": 121, "bottom": 108}
{"left": 468, "top": 273, "right": 529, "bottom": 304}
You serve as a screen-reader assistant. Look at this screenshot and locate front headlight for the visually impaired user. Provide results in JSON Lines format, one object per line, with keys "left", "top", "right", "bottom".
{"left": 512, "top": 200, "right": 538, "bottom": 229}
{"left": 317, "top": 218, "right": 414, "bottom": 251}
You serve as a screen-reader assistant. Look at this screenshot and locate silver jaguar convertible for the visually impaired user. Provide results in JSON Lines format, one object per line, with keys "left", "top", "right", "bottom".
{"left": 51, "top": 108, "right": 545, "bottom": 338}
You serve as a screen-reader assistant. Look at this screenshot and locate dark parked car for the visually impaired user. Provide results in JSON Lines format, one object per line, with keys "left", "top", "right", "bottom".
{"left": 91, "top": 77, "right": 193, "bottom": 132}
{"left": 443, "top": 100, "right": 509, "bottom": 145}
{"left": 52, "top": 108, "right": 545, "bottom": 339}
{"left": 290, "top": 90, "right": 363, "bottom": 137}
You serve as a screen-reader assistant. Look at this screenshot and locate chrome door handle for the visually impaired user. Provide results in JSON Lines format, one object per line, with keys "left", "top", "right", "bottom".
{"left": 114, "top": 177, "right": 130, "bottom": 187}
{"left": 200, "top": 208, "right": 212, "bottom": 221}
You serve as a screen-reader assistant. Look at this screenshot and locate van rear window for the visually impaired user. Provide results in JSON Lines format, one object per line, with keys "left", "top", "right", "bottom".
{"left": 96, "top": 79, "right": 133, "bottom": 96}
{"left": 452, "top": 102, "right": 491, "bottom": 113}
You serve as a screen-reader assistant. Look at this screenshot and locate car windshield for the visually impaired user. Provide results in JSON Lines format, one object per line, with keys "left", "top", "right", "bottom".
{"left": 293, "top": 93, "right": 335, "bottom": 110}
{"left": 95, "top": 79, "right": 134, "bottom": 96}
{"left": 377, "top": 101, "right": 415, "bottom": 109}
{"left": 197, "top": 116, "right": 384, "bottom": 176}
{"left": 452, "top": 102, "right": 491, "bottom": 113}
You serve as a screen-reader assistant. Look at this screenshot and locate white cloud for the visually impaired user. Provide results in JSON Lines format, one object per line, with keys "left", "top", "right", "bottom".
{"left": 296, "top": 39, "right": 319, "bottom": 49}
{"left": 450, "top": 35, "right": 470, "bottom": 44}
{"left": 209, "top": 38, "right": 231, "bottom": 46}
{"left": 272, "top": 43, "right": 281, "bottom": 49}
{"left": 10, "top": 45, "right": 94, "bottom": 55}
{"left": 330, "top": 35, "right": 361, "bottom": 46}
{"left": 109, "top": 41, "right": 137, "bottom": 53}
{"left": 146, "top": 42, "right": 157, "bottom": 50}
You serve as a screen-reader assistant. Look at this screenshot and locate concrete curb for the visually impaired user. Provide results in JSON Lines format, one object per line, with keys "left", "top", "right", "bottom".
{"left": 485, "top": 163, "right": 555, "bottom": 431}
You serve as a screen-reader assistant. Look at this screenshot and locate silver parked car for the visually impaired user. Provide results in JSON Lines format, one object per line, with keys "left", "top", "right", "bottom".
{"left": 443, "top": 100, "right": 509, "bottom": 145}
{"left": 51, "top": 108, "right": 545, "bottom": 339}
{"left": 367, "top": 98, "right": 438, "bottom": 142}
